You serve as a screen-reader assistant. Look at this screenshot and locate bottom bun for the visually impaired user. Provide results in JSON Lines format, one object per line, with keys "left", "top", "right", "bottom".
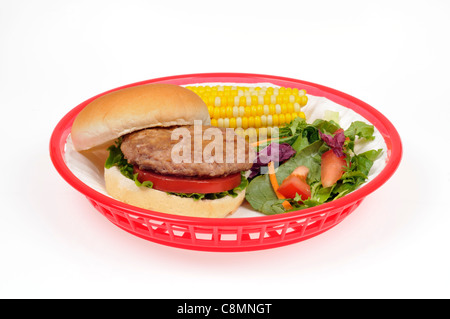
{"left": 104, "top": 166, "right": 246, "bottom": 218}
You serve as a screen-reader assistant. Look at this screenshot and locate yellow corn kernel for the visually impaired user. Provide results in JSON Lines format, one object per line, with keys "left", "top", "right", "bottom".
{"left": 214, "top": 96, "right": 221, "bottom": 107}
{"left": 236, "top": 117, "right": 242, "bottom": 128}
{"left": 270, "top": 95, "right": 277, "bottom": 104}
{"left": 272, "top": 114, "right": 279, "bottom": 126}
{"left": 239, "top": 106, "right": 245, "bottom": 117}
{"left": 211, "top": 118, "right": 218, "bottom": 127}
{"left": 258, "top": 95, "right": 264, "bottom": 106}
{"left": 285, "top": 113, "right": 292, "bottom": 124}
{"left": 246, "top": 96, "right": 252, "bottom": 106}
{"left": 287, "top": 103, "right": 294, "bottom": 113}
{"left": 208, "top": 106, "right": 214, "bottom": 117}
{"left": 275, "top": 104, "right": 282, "bottom": 114}
{"left": 269, "top": 104, "right": 276, "bottom": 114}
{"left": 257, "top": 104, "right": 264, "bottom": 116}
{"left": 242, "top": 117, "right": 249, "bottom": 129}
{"left": 251, "top": 105, "right": 257, "bottom": 116}
{"left": 229, "top": 117, "right": 236, "bottom": 129}
{"left": 220, "top": 107, "right": 227, "bottom": 118}
{"left": 213, "top": 107, "right": 221, "bottom": 120}
{"left": 276, "top": 94, "right": 283, "bottom": 104}
{"left": 279, "top": 114, "right": 286, "bottom": 125}
{"left": 251, "top": 95, "right": 258, "bottom": 106}
{"left": 226, "top": 106, "right": 233, "bottom": 118}
{"left": 261, "top": 115, "right": 267, "bottom": 127}
{"left": 239, "top": 96, "right": 246, "bottom": 106}
{"left": 234, "top": 96, "right": 240, "bottom": 106}
{"left": 267, "top": 115, "right": 273, "bottom": 126}
{"left": 289, "top": 95, "right": 295, "bottom": 103}
{"left": 299, "top": 95, "right": 308, "bottom": 107}
{"left": 229, "top": 95, "right": 235, "bottom": 106}
{"left": 248, "top": 116, "right": 255, "bottom": 128}
{"left": 299, "top": 111, "right": 306, "bottom": 119}
{"left": 232, "top": 106, "right": 239, "bottom": 118}
{"left": 254, "top": 116, "right": 262, "bottom": 128}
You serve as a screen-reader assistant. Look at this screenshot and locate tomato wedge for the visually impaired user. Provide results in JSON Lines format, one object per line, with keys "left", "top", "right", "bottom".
{"left": 321, "top": 149, "right": 347, "bottom": 188}
{"left": 133, "top": 166, "right": 242, "bottom": 194}
{"left": 277, "top": 175, "right": 311, "bottom": 201}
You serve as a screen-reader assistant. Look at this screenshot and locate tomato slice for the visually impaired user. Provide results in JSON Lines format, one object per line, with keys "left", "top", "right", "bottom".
{"left": 133, "top": 166, "right": 242, "bottom": 194}
{"left": 321, "top": 149, "right": 347, "bottom": 188}
{"left": 277, "top": 175, "right": 311, "bottom": 201}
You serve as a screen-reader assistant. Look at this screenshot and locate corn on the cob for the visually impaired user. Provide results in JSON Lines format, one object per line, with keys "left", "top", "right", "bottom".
{"left": 186, "top": 85, "right": 308, "bottom": 137}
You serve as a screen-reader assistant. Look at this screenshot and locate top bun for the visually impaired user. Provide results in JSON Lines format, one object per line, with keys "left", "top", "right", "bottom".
{"left": 71, "top": 83, "right": 210, "bottom": 151}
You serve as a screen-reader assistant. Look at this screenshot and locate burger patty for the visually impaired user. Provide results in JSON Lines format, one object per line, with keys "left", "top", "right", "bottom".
{"left": 120, "top": 125, "right": 254, "bottom": 178}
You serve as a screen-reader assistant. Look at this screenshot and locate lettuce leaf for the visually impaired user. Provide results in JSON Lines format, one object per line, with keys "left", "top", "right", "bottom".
{"left": 245, "top": 140, "right": 324, "bottom": 214}
{"left": 105, "top": 138, "right": 151, "bottom": 188}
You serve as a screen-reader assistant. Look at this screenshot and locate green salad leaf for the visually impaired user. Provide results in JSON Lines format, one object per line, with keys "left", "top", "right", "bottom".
{"left": 105, "top": 138, "right": 151, "bottom": 188}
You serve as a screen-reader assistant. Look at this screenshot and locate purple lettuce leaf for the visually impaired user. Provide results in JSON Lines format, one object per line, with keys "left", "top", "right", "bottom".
{"left": 249, "top": 143, "right": 296, "bottom": 178}
{"left": 319, "top": 130, "right": 346, "bottom": 157}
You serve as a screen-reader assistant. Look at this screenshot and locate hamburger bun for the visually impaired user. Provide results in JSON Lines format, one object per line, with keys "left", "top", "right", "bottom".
{"left": 71, "top": 83, "right": 211, "bottom": 151}
{"left": 71, "top": 82, "right": 248, "bottom": 218}
{"left": 104, "top": 166, "right": 246, "bottom": 218}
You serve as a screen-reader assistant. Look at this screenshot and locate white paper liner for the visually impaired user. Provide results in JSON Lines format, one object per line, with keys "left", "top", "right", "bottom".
{"left": 64, "top": 83, "right": 388, "bottom": 218}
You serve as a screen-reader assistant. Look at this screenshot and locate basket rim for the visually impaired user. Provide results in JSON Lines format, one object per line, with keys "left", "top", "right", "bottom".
{"left": 49, "top": 72, "right": 402, "bottom": 227}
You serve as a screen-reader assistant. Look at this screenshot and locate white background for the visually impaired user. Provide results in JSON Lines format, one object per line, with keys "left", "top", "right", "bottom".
{"left": 1, "top": 0, "right": 449, "bottom": 299}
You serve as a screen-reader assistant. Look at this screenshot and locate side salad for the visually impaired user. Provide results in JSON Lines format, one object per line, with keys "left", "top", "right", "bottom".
{"left": 245, "top": 116, "right": 382, "bottom": 215}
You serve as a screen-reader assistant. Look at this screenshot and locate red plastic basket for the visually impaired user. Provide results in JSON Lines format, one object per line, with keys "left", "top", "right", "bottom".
{"left": 49, "top": 73, "right": 402, "bottom": 252}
